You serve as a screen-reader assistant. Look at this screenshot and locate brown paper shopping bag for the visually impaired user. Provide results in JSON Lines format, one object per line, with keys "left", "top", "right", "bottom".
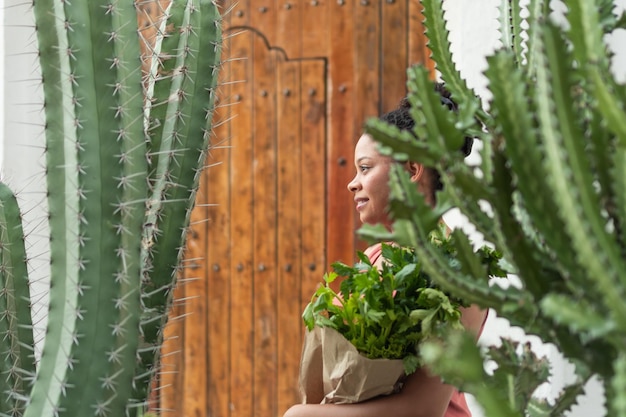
{"left": 299, "top": 327, "right": 406, "bottom": 404}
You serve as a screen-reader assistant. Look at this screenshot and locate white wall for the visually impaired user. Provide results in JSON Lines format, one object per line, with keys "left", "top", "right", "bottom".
{"left": 3, "top": 0, "right": 50, "bottom": 358}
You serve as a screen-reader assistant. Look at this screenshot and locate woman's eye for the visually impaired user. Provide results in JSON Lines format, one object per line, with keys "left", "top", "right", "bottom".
{"left": 359, "top": 165, "right": 370, "bottom": 173}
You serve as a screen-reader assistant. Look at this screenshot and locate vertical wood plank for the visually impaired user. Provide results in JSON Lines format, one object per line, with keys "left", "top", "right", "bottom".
{"left": 276, "top": 60, "right": 302, "bottom": 414}
{"left": 382, "top": 0, "right": 409, "bottom": 112}
{"left": 182, "top": 179, "right": 209, "bottom": 417}
{"left": 409, "top": 0, "right": 435, "bottom": 72}
{"left": 353, "top": 0, "right": 381, "bottom": 120}
{"left": 230, "top": 0, "right": 250, "bottom": 27}
{"left": 228, "top": 29, "right": 255, "bottom": 417}
{"left": 327, "top": 0, "right": 356, "bottom": 266}
{"left": 277, "top": 0, "right": 301, "bottom": 59}
{"left": 301, "top": 0, "right": 329, "bottom": 58}
{"left": 158, "top": 285, "right": 185, "bottom": 417}
{"left": 251, "top": 34, "right": 279, "bottom": 417}
{"left": 299, "top": 59, "right": 327, "bottom": 343}
{"left": 206, "top": 4, "right": 234, "bottom": 415}
{"left": 352, "top": 0, "right": 381, "bottom": 253}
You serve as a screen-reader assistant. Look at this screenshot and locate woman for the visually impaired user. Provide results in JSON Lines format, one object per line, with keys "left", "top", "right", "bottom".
{"left": 284, "top": 85, "right": 487, "bottom": 417}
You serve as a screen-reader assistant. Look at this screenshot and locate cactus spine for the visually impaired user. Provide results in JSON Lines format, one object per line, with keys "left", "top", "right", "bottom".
{"left": 0, "top": 0, "right": 222, "bottom": 416}
{"left": 363, "top": 0, "right": 626, "bottom": 415}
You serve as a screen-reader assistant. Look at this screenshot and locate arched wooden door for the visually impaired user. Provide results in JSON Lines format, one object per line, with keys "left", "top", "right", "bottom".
{"left": 151, "top": 1, "right": 433, "bottom": 416}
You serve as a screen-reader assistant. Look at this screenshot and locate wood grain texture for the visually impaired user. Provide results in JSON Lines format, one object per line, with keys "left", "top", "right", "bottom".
{"left": 409, "top": 0, "right": 436, "bottom": 72}
{"left": 228, "top": 28, "right": 255, "bottom": 417}
{"left": 382, "top": 0, "right": 410, "bottom": 113}
{"left": 276, "top": 60, "right": 303, "bottom": 414}
{"left": 251, "top": 32, "right": 279, "bottom": 417}
{"left": 183, "top": 181, "right": 209, "bottom": 417}
{"left": 327, "top": 0, "right": 356, "bottom": 267}
{"left": 157, "top": 283, "right": 185, "bottom": 417}
{"left": 206, "top": 8, "right": 233, "bottom": 415}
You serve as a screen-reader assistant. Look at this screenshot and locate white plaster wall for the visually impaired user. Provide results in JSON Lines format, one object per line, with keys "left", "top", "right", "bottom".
{"left": 2, "top": 0, "right": 50, "bottom": 358}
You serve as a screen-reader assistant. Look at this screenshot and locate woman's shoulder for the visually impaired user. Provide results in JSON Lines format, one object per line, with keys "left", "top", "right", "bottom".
{"left": 363, "top": 243, "right": 383, "bottom": 263}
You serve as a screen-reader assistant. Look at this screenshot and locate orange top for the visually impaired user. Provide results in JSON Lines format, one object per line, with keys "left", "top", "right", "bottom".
{"left": 364, "top": 243, "right": 485, "bottom": 417}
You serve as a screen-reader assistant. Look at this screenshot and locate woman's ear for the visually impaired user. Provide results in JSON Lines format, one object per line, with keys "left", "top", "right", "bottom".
{"left": 407, "top": 161, "right": 424, "bottom": 183}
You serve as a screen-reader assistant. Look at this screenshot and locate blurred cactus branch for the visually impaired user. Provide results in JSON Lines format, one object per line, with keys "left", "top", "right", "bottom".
{"left": 362, "top": 0, "right": 626, "bottom": 415}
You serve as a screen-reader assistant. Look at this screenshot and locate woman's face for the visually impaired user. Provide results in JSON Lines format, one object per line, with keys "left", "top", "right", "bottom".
{"left": 347, "top": 134, "right": 394, "bottom": 227}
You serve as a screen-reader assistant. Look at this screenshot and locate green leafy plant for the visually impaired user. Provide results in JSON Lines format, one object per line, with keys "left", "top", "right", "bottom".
{"left": 362, "top": 0, "right": 626, "bottom": 415}
{"left": 0, "top": 1, "right": 223, "bottom": 416}
{"left": 303, "top": 226, "right": 505, "bottom": 375}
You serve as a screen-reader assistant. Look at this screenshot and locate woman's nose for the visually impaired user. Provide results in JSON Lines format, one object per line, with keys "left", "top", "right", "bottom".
{"left": 347, "top": 176, "right": 359, "bottom": 192}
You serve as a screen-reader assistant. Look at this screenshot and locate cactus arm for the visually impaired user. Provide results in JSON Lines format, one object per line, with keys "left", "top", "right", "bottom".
{"left": 28, "top": 0, "right": 146, "bottom": 415}
{"left": 0, "top": 183, "right": 34, "bottom": 416}
{"left": 612, "top": 149, "right": 626, "bottom": 247}
{"left": 405, "top": 67, "right": 465, "bottom": 154}
{"left": 57, "top": 1, "right": 144, "bottom": 414}
{"left": 148, "top": 0, "right": 222, "bottom": 283}
{"left": 509, "top": 0, "right": 525, "bottom": 64}
{"left": 419, "top": 0, "right": 487, "bottom": 124}
{"left": 110, "top": 0, "right": 150, "bottom": 412}
{"left": 539, "top": 294, "right": 617, "bottom": 344}
{"left": 135, "top": 0, "right": 200, "bottom": 400}
{"left": 144, "top": 0, "right": 184, "bottom": 180}
{"left": 498, "top": 0, "right": 525, "bottom": 64}
{"left": 489, "top": 148, "right": 555, "bottom": 296}
{"left": 611, "top": 353, "right": 626, "bottom": 417}
{"left": 523, "top": 0, "right": 548, "bottom": 75}
{"left": 30, "top": 0, "right": 81, "bottom": 415}
{"left": 563, "top": 0, "right": 605, "bottom": 65}
{"left": 137, "top": 0, "right": 222, "bottom": 403}
{"left": 549, "top": 380, "right": 588, "bottom": 417}
{"left": 564, "top": 0, "right": 626, "bottom": 147}
{"left": 584, "top": 97, "right": 619, "bottom": 224}
{"left": 484, "top": 51, "right": 590, "bottom": 295}
{"left": 498, "top": 0, "right": 513, "bottom": 51}
{"left": 588, "top": 69, "right": 626, "bottom": 147}
{"left": 533, "top": 22, "right": 626, "bottom": 320}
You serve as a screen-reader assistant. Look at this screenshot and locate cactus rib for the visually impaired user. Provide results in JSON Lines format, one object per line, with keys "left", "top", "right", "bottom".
{"left": 0, "top": 184, "right": 34, "bottom": 417}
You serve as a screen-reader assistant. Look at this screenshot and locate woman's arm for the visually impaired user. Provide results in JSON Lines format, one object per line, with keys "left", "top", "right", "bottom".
{"left": 283, "top": 305, "right": 487, "bottom": 417}
{"left": 283, "top": 367, "right": 454, "bottom": 417}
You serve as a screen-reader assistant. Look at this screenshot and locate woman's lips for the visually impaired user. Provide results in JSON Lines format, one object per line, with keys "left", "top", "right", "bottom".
{"left": 355, "top": 199, "right": 367, "bottom": 211}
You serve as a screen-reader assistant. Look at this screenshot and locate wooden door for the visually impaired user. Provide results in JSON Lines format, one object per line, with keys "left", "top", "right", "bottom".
{"left": 149, "top": 1, "right": 434, "bottom": 416}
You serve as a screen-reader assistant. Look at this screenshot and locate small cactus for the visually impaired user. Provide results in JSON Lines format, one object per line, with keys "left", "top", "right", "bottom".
{"left": 0, "top": 0, "right": 222, "bottom": 416}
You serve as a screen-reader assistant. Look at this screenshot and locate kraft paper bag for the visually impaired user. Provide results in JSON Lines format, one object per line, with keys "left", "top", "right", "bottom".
{"left": 299, "top": 327, "right": 406, "bottom": 405}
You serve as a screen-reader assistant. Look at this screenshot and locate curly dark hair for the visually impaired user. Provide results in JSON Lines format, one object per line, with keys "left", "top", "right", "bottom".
{"left": 379, "top": 83, "right": 474, "bottom": 199}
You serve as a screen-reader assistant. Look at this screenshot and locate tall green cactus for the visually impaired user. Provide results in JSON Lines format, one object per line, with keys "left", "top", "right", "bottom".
{"left": 363, "top": 0, "right": 626, "bottom": 415}
{"left": 0, "top": 0, "right": 222, "bottom": 416}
